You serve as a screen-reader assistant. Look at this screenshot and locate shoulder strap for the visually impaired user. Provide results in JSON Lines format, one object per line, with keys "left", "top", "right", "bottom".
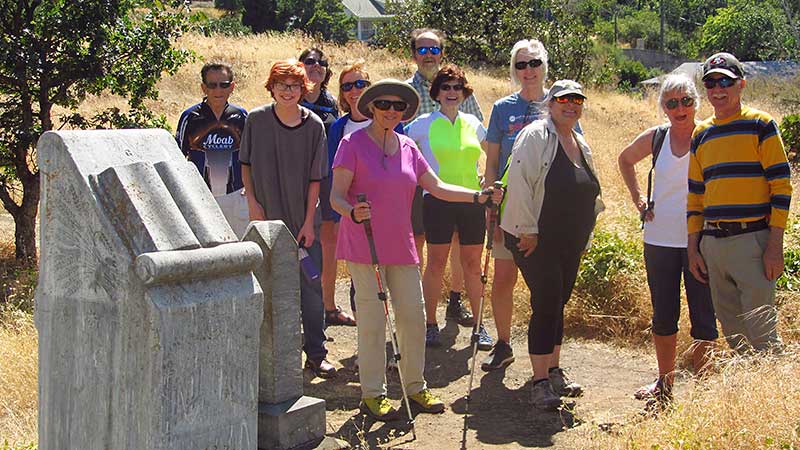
{"left": 646, "top": 125, "right": 670, "bottom": 207}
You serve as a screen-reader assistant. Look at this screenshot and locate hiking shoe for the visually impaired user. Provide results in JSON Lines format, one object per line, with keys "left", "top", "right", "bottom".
{"left": 304, "top": 358, "right": 337, "bottom": 379}
{"left": 549, "top": 367, "right": 583, "bottom": 397}
{"left": 445, "top": 299, "right": 474, "bottom": 327}
{"left": 409, "top": 389, "right": 445, "bottom": 413}
{"left": 475, "top": 324, "right": 493, "bottom": 351}
{"left": 360, "top": 395, "right": 398, "bottom": 421}
{"left": 425, "top": 324, "right": 441, "bottom": 347}
{"left": 634, "top": 378, "right": 673, "bottom": 402}
{"left": 325, "top": 307, "right": 357, "bottom": 327}
{"left": 531, "top": 379, "right": 562, "bottom": 411}
{"left": 481, "top": 340, "right": 515, "bottom": 372}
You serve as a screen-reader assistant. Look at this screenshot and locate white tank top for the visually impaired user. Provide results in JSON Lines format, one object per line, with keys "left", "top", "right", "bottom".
{"left": 643, "top": 131, "right": 689, "bottom": 248}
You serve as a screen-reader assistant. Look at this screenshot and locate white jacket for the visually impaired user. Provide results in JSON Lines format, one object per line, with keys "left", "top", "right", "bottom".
{"left": 500, "top": 118, "right": 604, "bottom": 237}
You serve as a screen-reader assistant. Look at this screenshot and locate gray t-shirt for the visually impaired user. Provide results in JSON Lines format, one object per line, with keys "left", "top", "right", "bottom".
{"left": 239, "top": 104, "right": 327, "bottom": 236}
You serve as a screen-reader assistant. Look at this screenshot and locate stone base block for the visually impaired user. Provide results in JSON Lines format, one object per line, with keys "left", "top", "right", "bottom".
{"left": 258, "top": 395, "right": 326, "bottom": 450}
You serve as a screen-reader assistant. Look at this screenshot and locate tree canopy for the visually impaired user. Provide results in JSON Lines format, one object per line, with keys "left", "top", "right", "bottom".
{"left": 0, "top": 0, "right": 190, "bottom": 262}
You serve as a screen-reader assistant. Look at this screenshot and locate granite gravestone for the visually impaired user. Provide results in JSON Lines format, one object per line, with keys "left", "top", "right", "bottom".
{"left": 35, "top": 129, "right": 264, "bottom": 450}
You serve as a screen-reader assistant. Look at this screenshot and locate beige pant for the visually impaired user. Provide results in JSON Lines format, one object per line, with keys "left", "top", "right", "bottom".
{"left": 348, "top": 262, "right": 428, "bottom": 398}
{"left": 700, "top": 228, "right": 782, "bottom": 352}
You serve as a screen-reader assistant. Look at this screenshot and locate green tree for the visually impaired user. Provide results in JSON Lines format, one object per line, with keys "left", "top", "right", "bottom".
{"left": 242, "top": 0, "right": 279, "bottom": 33}
{"left": 304, "top": 0, "right": 356, "bottom": 43}
{"left": 0, "top": 0, "right": 190, "bottom": 263}
{"left": 699, "top": 0, "right": 794, "bottom": 60}
{"left": 215, "top": 0, "right": 243, "bottom": 11}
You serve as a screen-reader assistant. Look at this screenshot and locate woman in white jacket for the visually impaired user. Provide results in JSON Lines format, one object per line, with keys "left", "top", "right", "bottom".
{"left": 501, "top": 80, "right": 603, "bottom": 410}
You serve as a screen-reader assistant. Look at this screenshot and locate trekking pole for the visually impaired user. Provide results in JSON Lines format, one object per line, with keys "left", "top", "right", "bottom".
{"left": 357, "top": 193, "right": 416, "bottom": 439}
{"left": 464, "top": 181, "right": 503, "bottom": 415}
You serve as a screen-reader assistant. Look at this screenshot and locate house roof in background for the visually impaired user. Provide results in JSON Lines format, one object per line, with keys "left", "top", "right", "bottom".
{"left": 341, "top": 0, "right": 390, "bottom": 19}
{"left": 642, "top": 61, "right": 800, "bottom": 85}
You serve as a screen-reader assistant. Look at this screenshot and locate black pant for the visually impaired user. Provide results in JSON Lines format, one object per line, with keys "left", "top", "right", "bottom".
{"left": 506, "top": 231, "right": 584, "bottom": 355}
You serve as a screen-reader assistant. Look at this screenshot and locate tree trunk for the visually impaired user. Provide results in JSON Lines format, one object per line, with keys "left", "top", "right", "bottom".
{"left": 11, "top": 171, "right": 41, "bottom": 266}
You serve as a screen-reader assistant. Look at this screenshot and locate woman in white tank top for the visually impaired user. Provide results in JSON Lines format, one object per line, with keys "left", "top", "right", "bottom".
{"left": 617, "top": 74, "right": 719, "bottom": 412}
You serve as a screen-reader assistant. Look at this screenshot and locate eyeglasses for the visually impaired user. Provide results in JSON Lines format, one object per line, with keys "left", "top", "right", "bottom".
{"left": 664, "top": 96, "right": 695, "bottom": 110}
{"left": 440, "top": 83, "right": 464, "bottom": 92}
{"left": 415, "top": 46, "right": 441, "bottom": 56}
{"left": 703, "top": 76, "right": 736, "bottom": 89}
{"left": 273, "top": 81, "right": 303, "bottom": 93}
{"left": 205, "top": 81, "right": 232, "bottom": 89}
{"left": 303, "top": 57, "right": 329, "bottom": 67}
{"left": 514, "top": 59, "right": 543, "bottom": 70}
{"left": 372, "top": 100, "right": 409, "bottom": 112}
{"left": 341, "top": 79, "right": 371, "bottom": 92}
{"left": 553, "top": 95, "right": 585, "bottom": 105}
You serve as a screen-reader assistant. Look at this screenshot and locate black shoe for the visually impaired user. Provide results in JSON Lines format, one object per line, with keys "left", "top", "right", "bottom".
{"left": 481, "top": 340, "right": 515, "bottom": 372}
{"left": 445, "top": 298, "right": 474, "bottom": 327}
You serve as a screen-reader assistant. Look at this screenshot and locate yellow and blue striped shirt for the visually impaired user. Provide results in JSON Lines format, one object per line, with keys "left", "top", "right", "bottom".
{"left": 687, "top": 106, "right": 792, "bottom": 234}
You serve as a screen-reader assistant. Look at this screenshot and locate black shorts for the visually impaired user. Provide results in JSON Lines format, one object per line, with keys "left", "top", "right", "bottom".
{"left": 644, "top": 243, "right": 718, "bottom": 340}
{"left": 422, "top": 194, "right": 486, "bottom": 245}
{"left": 411, "top": 186, "right": 425, "bottom": 235}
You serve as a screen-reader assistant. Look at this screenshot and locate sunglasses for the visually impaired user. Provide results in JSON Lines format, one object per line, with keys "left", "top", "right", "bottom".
{"left": 303, "top": 57, "right": 329, "bottom": 67}
{"left": 205, "top": 80, "right": 232, "bottom": 89}
{"left": 514, "top": 59, "right": 543, "bottom": 70}
{"left": 664, "top": 96, "right": 695, "bottom": 110}
{"left": 273, "top": 81, "right": 303, "bottom": 93}
{"left": 415, "top": 46, "right": 441, "bottom": 56}
{"left": 372, "top": 100, "right": 409, "bottom": 112}
{"left": 703, "top": 76, "right": 736, "bottom": 89}
{"left": 553, "top": 95, "right": 585, "bottom": 105}
{"left": 440, "top": 83, "right": 464, "bottom": 92}
{"left": 341, "top": 79, "right": 371, "bottom": 92}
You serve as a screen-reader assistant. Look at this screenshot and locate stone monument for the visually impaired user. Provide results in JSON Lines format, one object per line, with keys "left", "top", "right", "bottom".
{"left": 35, "top": 129, "right": 264, "bottom": 450}
{"left": 244, "top": 222, "right": 326, "bottom": 450}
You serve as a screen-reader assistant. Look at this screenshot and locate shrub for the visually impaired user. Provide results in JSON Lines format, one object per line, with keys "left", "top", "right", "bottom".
{"left": 191, "top": 11, "right": 252, "bottom": 37}
{"left": 616, "top": 56, "right": 661, "bottom": 92}
{"left": 780, "top": 113, "right": 800, "bottom": 163}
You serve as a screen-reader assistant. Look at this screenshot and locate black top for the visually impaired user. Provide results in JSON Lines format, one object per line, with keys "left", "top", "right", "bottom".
{"left": 537, "top": 143, "right": 600, "bottom": 251}
{"left": 301, "top": 89, "right": 339, "bottom": 134}
{"left": 175, "top": 99, "right": 248, "bottom": 194}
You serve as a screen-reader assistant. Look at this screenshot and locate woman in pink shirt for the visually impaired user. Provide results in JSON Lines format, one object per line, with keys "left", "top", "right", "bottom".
{"left": 330, "top": 79, "right": 501, "bottom": 421}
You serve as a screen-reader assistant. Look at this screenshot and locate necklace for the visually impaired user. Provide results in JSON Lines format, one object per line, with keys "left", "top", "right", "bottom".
{"left": 367, "top": 126, "right": 393, "bottom": 169}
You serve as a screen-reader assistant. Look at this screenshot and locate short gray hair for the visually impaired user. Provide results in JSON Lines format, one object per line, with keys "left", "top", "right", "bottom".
{"left": 509, "top": 39, "right": 548, "bottom": 86}
{"left": 658, "top": 73, "right": 700, "bottom": 112}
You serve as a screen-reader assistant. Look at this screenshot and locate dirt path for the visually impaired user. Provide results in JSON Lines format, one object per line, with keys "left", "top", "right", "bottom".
{"left": 302, "top": 281, "right": 677, "bottom": 449}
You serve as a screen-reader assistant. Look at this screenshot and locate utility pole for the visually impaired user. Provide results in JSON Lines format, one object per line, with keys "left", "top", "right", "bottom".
{"left": 660, "top": 0, "right": 665, "bottom": 52}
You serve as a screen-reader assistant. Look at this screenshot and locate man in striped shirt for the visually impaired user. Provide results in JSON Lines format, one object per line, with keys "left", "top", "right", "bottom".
{"left": 687, "top": 52, "right": 792, "bottom": 353}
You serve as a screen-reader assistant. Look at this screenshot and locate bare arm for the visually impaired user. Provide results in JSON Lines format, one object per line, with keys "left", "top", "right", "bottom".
{"left": 241, "top": 164, "right": 265, "bottom": 221}
{"left": 330, "top": 167, "right": 370, "bottom": 223}
{"left": 483, "top": 141, "right": 501, "bottom": 187}
{"left": 687, "top": 232, "right": 708, "bottom": 284}
{"left": 618, "top": 128, "right": 655, "bottom": 220}
{"left": 763, "top": 226, "right": 785, "bottom": 281}
{"left": 419, "top": 170, "right": 502, "bottom": 205}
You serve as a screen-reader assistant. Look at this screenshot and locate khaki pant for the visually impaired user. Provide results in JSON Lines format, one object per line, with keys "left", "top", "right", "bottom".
{"left": 700, "top": 229, "right": 781, "bottom": 352}
{"left": 348, "top": 263, "right": 427, "bottom": 398}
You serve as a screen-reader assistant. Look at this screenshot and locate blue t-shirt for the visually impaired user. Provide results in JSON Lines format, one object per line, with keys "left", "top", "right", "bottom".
{"left": 486, "top": 92, "right": 548, "bottom": 178}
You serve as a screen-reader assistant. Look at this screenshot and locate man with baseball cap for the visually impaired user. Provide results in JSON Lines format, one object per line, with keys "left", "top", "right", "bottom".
{"left": 687, "top": 52, "right": 792, "bottom": 353}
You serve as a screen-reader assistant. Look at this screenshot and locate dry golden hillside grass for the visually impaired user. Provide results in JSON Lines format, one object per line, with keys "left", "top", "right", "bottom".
{"left": 5, "top": 31, "right": 799, "bottom": 448}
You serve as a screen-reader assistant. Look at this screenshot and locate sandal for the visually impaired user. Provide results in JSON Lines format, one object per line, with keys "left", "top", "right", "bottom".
{"left": 634, "top": 378, "right": 672, "bottom": 401}
{"left": 325, "top": 307, "right": 356, "bottom": 327}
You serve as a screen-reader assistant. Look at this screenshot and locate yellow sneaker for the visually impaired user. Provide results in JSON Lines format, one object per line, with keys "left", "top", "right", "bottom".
{"left": 360, "top": 396, "right": 398, "bottom": 421}
{"left": 409, "top": 389, "right": 445, "bottom": 413}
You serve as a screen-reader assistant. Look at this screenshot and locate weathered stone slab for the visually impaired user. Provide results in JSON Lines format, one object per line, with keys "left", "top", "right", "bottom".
{"left": 244, "top": 221, "right": 326, "bottom": 449}
{"left": 257, "top": 396, "right": 326, "bottom": 450}
{"left": 36, "top": 129, "right": 263, "bottom": 450}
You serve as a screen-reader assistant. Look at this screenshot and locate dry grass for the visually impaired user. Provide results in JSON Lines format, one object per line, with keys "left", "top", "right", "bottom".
{"left": 0, "top": 313, "right": 37, "bottom": 447}
{"left": 576, "top": 347, "right": 800, "bottom": 449}
{"left": 9, "top": 31, "right": 800, "bottom": 448}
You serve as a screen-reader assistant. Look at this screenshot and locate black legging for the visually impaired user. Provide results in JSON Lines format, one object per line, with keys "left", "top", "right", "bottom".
{"left": 507, "top": 232, "right": 584, "bottom": 355}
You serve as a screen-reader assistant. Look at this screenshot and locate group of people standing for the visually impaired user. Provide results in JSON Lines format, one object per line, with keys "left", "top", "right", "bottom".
{"left": 176, "top": 26, "right": 792, "bottom": 421}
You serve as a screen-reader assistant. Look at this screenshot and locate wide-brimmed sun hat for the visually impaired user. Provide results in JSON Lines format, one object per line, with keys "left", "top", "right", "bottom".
{"left": 357, "top": 79, "right": 420, "bottom": 121}
{"left": 546, "top": 79, "right": 586, "bottom": 102}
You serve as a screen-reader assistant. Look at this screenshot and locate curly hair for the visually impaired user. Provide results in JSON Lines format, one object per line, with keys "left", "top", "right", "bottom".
{"left": 429, "top": 64, "right": 474, "bottom": 101}
{"left": 265, "top": 60, "right": 313, "bottom": 100}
